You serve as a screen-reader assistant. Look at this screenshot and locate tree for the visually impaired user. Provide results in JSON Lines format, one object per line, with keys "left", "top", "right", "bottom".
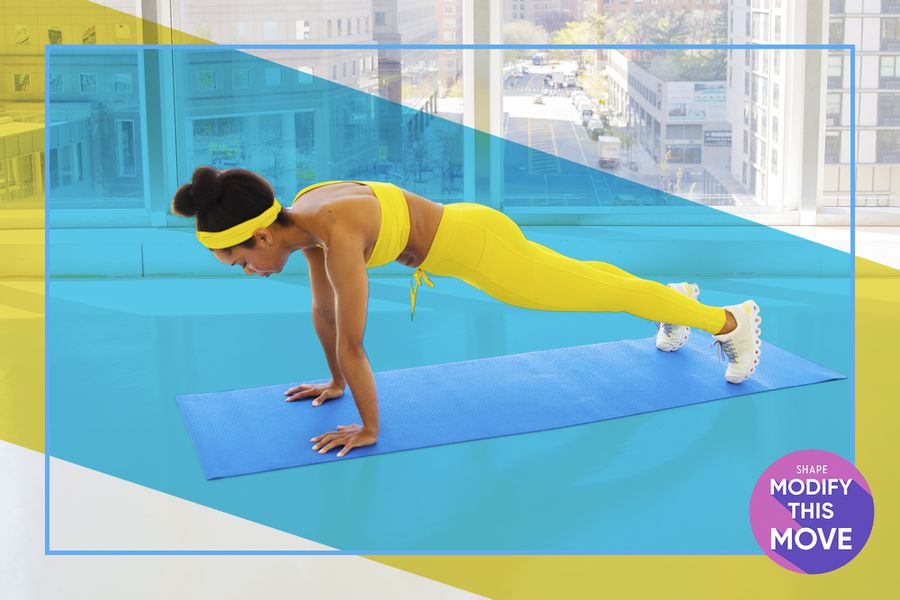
{"left": 503, "top": 21, "right": 549, "bottom": 62}
{"left": 551, "top": 12, "right": 608, "bottom": 66}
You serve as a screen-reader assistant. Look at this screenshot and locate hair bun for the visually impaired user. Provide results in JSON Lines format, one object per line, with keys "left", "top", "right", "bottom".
{"left": 189, "top": 166, "right": 224, "bottom": 210}
{"left": 171, "top": 165, "right": 223, "bottom": 217}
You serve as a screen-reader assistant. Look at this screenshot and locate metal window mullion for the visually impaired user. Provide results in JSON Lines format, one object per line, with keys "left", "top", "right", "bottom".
{"left": 462, "top": 0, "right": 503, "bottom": 208}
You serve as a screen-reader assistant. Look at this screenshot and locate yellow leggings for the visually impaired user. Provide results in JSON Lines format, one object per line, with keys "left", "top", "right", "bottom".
{"left": 414, "top": 203, "right": 728, "bottom": 334}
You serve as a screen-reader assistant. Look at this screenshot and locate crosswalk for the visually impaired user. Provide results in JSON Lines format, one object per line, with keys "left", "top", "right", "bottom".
{"left": 526, "top": 118, "right": 562, "bottom": 174}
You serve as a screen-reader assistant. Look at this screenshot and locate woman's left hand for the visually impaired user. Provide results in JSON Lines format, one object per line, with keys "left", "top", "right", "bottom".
{"left": 310, "top": 424, "right": 377, "bottom": 458}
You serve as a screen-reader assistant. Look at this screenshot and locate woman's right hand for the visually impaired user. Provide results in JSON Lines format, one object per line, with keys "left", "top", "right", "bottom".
{"left": 283, "top": 380, "right": 346, "bottom": 406}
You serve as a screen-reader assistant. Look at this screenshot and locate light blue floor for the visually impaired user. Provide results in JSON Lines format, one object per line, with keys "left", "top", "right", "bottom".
{"left": 46, "top": 256, "right": 852, "bottom": 553}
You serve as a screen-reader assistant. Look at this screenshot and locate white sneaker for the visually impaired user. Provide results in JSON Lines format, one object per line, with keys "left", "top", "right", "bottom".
{"left": 709, "top": 300, "right": 762, "bottom": 384}
{"left": 655, "top": 282, "right": 701, "bottom": 352}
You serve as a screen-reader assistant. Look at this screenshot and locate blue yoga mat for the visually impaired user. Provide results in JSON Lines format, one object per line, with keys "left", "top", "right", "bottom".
{"left": 176, "top": 335, "right": 845, "bottom": 479}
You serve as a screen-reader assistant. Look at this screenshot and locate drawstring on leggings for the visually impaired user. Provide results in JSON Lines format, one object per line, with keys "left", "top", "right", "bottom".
{"left": 409, "top": 267, "right": 435, "bottom": 320}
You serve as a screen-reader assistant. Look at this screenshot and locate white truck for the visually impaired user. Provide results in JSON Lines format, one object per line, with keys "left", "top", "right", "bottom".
{"left": 596, "top": 136, "right": 621, "bottom": 169}
{"left": 551, "top": 71, "right": 565, "bottom": 88}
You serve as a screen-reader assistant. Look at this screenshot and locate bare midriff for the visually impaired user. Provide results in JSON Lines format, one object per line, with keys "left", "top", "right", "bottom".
{"left": 395, "top": 188, "right": 444, "bottom": 269}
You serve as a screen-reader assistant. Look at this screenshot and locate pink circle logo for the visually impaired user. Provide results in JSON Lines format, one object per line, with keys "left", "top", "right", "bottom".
{"left": 749, "top": 449, "right": 874, "bottom": 574}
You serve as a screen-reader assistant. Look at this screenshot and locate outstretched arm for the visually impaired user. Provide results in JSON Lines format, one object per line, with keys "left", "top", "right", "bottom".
{"left": 310, "top": 230, "right": 379, "bottom": 457}
{"left": 283, "top": 246, "right": 346, "bottom": 405}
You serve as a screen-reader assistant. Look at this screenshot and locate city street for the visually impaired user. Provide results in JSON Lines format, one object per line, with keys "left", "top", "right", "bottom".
{"left": 501, "top": 70, "right": 664, "bottom": 199}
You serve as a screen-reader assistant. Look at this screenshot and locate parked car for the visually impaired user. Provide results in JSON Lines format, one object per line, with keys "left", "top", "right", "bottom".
{"left": 581, "top": 108, "right": 595, "bottom": 126}
{"left": 586, "top": 118, "right": 605, "bottom": 140}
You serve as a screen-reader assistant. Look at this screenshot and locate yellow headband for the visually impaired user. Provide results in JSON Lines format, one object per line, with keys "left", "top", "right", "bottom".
{"left": 196, "top": 197, "right": 283, "bottom": 250}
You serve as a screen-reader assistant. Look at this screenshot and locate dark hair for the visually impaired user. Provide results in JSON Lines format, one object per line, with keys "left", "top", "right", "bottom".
{"left": 171, "top": 166, "right": 290, "bottom": 250}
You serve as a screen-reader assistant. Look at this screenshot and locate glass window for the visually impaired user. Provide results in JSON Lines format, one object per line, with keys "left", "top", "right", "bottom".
{"left": 196, "top": 70, "right": 216, "bottom": 91}
{"left": 327, "top": 19, "right": 332, "bottom": 37}
{"left": 880, "top": 56, "right": 900, "bottom": 87}
{"left": 878, "top": 93, "right": 900, "bottom": 125}
{"left": 882, "top": 18, "right": 900, "bottom": 51}
{"left": 826, "top": 93, "right": 842, "bottom": 125}
{"left": 79, "top": 72, "right": 97, "bottom": 93}
{"left": 771, "top": 149, "right": 778, "bottom": 175}
{"left": 115, "top": 120, "right": 136, "bottom": 177}
{"left": 827, "top": 55, "right": 843, "bottom": 89}
{"left": 665, "top": 145, "right": 701, "bottom": 164}
{"left": 666, "top": 124, "right": 703, "bottom": 138}
{"left": 825, "top": 131, "right": 841, "bottom": 163}
{"left": 295, "top": 20, "right": 310, "bottom": 40}
{"left": 829, "top": 19, "right": 844, "bottom": 44}
{"left": 49, "top": 148, "right": 59, "bottom": 189}
{"left": 232, "top": 68, "right": 249, "bottom": 89}
{"left": 877, "top": 130, "right": 900, "bottom": 162}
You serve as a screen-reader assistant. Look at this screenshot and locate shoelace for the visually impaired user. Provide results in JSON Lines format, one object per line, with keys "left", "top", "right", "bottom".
{"left": 646, "top": 319, "right": 676, "bottom": 338}
{"left": 709, "top": 338, "right": 738, "bottom": 363}
{"left": 409, "top": 267, "right": 435, "bottom": 321}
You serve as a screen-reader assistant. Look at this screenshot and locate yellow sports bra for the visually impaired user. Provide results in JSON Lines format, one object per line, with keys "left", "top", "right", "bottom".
{"left": 291, "top": 180, "right": 411, "bottom": 268}
{"left": 292, "top": 180, "right": 434, "bottom": 320}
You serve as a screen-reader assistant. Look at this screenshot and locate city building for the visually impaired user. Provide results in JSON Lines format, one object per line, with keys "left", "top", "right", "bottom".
{"left": 826, "top": 0, "right": 900, "bottom": 217}
{"left": 607, "top": 49, "right": 732, "bottom": 200}
{"left": 373, "top": 0, "right": 440, "bottom": 160}
{"left": 727, "top": 0, "right": 803, "bottom": 212}
{"left": 435, "top": 0, "right": 463, "bottom": 90}
{"left": 504, "top": 0, "right": 563, "bottom": 28}
{"left": 595, "top": 0, "right": 726, "bottom": 17}
{"left": 727, "top": 0, "right": 900, "bottom": 223}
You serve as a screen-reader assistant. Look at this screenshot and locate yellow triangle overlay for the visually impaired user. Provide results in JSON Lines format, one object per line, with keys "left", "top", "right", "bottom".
{"left": 0, "top": 1, "right": 212, "bottom": 450}
{"left": 0, "top": 1, "right": 895, "bottom": 596}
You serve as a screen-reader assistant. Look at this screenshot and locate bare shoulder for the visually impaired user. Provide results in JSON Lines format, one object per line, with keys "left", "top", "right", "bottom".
{"left": 294, "top": 183, "right": 379, "bottom": 247}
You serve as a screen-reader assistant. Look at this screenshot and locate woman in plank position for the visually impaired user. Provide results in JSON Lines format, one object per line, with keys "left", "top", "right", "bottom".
{"left": 171, "top": 166, "right": 762, "bottom": 458}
